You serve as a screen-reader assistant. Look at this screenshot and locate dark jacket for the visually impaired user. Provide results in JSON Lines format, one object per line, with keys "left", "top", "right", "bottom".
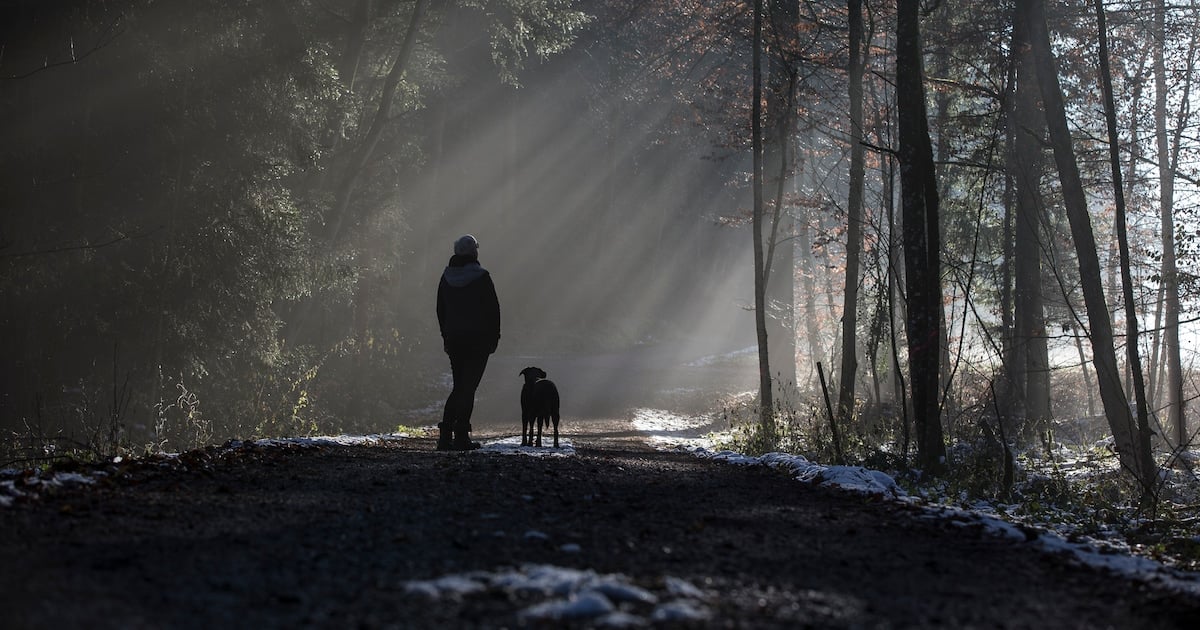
{"left": 437, "top": 255, "right": 501, "bottom": 354}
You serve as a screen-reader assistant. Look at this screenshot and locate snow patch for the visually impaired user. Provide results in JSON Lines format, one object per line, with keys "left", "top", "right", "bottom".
{"left": 915, "top": 503, "right": 1200, "bottom": 593}
{"left": 249, "top": 433, "right": 410, "bottom": 448}
{"left": 676, "top": 444, "right": 1200, "bottom": 597}
{"left": 1, "top": 432, "right": 411, "bottom": 508}
{"left": 479, "top": 436, "right": 576, "bottom": 457}
{"left": 651, "top": 599, "right": 712, "bottom": 622}
{"left": 520, "top": 591, "right": 615, "bottom": 622}
{"left": 403, "top": 574, "right": 486, "bottom": 599}
{"left": 688, "top": 448, "right": 906, "bottom": 498}
{"left": 664, "top": 575, "right": 707, "bottom": 599}
{"left": 0, "top": 468, "right": 100, "bottom": 508}
{"left": 404, "top": 564, "right": 710, "bottom": 625}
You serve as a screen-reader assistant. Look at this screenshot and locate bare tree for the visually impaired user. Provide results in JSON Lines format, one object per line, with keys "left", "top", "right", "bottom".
{"left": 1024, "top": 0, "right": 1156, "bottom": 491}
{"left": 1095, "top": 0, "right": 1153, "bottom": 468}
{"left": 1155, "top": 0, "right": 1187, "bottom": 448}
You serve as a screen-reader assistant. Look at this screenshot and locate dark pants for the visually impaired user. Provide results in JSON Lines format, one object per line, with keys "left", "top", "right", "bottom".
{"left": 443, "top": 350, "right": 490, "bottom": 433}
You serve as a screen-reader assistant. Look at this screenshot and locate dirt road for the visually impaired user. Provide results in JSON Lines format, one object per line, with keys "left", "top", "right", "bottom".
{"left": 2, "top": 431, "right": 1198, "bottom": 628}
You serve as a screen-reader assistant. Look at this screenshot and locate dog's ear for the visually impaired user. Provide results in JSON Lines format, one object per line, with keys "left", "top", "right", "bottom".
{"left": 537, "top": 368, "right": 547, "bottom": 379}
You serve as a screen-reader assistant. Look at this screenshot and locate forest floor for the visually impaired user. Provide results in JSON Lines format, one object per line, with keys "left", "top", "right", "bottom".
{"left": 3, "top": 425, "right": 1200, "bottom": 629}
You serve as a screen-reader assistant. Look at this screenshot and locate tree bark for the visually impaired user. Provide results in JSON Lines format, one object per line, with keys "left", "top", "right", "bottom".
{"left": 896, "top": 0, "right": 947, "bottom": 474}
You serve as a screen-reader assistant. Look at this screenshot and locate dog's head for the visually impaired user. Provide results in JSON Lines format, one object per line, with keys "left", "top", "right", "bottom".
{"left": 519, "top": 366, "right": 547, "bottom": 385}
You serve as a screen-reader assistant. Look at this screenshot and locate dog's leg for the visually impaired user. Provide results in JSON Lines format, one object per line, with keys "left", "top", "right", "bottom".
{"left": 535, "top": 414, "right": 543, "bottom": 447}
{"left": 549, "top": 394, "right": 560, "bottom": 448}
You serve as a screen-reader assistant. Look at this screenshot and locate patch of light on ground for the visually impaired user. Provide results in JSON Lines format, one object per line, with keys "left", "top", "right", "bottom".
{"left": 630, "top": 408, "right": 725, "bottom": 450}
{"left": 684, "top": 346, "right": 757, "bottom": 368}
{"left": 631, "top": 408, "right": 710, "bottom": 433}
{"left": 480, "top": 436, "right": 576, "bottom": 457}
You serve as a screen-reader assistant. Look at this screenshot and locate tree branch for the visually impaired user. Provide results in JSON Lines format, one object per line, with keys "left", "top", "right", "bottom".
{"left": 1, "top": 17, "right": 123, "bottom": 81}
{"left": 0, "top": 227, "right": 161, "bottom": 259}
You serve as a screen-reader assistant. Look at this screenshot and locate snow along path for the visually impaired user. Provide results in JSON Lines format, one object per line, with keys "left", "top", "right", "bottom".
{"left": 2, "top": 432, "right": 1199, "bottom": 628}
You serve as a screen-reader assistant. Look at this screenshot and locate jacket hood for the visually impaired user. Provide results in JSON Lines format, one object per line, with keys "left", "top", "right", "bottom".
{"left": 442, "top": 259, "right": 488, "bottom": 288}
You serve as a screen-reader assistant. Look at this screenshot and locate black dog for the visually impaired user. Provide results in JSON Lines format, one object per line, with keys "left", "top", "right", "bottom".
{"left": 519, "top": 367, "right": 560, "bottom": 448}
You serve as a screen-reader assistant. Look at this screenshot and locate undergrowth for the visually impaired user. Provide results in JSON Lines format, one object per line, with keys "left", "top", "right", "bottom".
{"left": 714, "top": 388, "right": 1200, "bottom": 572}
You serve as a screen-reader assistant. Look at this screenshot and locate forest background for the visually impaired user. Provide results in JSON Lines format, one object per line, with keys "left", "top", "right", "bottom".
{"left": 3, "top": 0, "right": 1200, "bottom": 538}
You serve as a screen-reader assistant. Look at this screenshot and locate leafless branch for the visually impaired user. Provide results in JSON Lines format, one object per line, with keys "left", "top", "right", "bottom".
{"left": 0, "top": 226, "right": 162, "bottom": 259}
{"left": 1, "top": 16, "right": 123, "bottom": 81}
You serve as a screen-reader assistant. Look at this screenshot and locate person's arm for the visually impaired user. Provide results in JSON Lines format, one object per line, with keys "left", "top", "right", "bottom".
{"left": 436, "top": 278, "right": 447, "bottom": 338}
{"left": 483, "top": 275, "right": 500, "bottom": 353}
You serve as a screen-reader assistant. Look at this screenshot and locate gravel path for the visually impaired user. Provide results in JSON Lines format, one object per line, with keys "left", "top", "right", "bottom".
{"left": 2, "top": 429, "right": 1198, "bottom": 628}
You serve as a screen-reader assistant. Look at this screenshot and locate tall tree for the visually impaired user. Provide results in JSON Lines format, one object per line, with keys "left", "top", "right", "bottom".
{"left": 1095, "top": 0, "right": 1153, "bottom": 469}
{"left": 1154, "top": 0, "right": 1185, "bottom": 448}
{"left": 1024, "top": 0, "right": 1156, "bottom": 490}
{"left": 752, "top": 0, "right": 775, "bottom": 438}
{"left": 896, "top": 0, "right": 947, "bottom": 474}
{"left": 837, "top": 0, "right": 866, "bottom": 429}
{"left": 1006, "top": 0, "right": 1053, "bottom": 439}
{"left": 764, "top": 0, "right": 800, "bottom": 394}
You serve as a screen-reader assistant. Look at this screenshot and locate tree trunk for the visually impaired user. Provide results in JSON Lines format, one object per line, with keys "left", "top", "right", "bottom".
{"left": 328, "top": 0, "right": 429, "bottom": 247}
{"left": 764, "top": 94, "right": 796, "bottom": 394}
{"left": 1007, "top": 0, "right": 1053, "bottom": 439}
{"left": 1096, "top": 0, "right": 1155, "bottom": 482}
{"left": 930, "top": 4, "right": 957, "bottom": 426}
{"left": 763, "top": 1, "right": 799, "bottom": 394}
{"left": 896, "top": 0, "right": 947, "bottom": 475}
{"left": 1025, "top": 0, "right": 1156, "bottom": 489}
{"left": 1118, "top": 51, "right": 1158, "bottom": 408}
{"left": 1155, "top": 0, "right": 1185, "bottom": 448}
{"left": 751, "top": 0, "right": 774, "bottom": 437}
{"left": 837, "top": 0, "right": 866, "bottom": 428}
{"left": 797, "top": 201, "right": 823, "bottom": 390}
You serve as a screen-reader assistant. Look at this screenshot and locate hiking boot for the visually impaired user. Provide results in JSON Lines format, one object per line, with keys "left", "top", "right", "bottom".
{"left": 435, "top": 422, "right": 455, "bottom": 451}
{"left": 453, "top": 432, "right": 481, "bottom": 451}
{"left": 453, "top": 424, "right": 481, "bottom": 451}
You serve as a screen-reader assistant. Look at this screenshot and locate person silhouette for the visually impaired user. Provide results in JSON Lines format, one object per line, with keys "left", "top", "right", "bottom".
{"left": 435, "top": 234, "right": 500, "bottom": 450}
